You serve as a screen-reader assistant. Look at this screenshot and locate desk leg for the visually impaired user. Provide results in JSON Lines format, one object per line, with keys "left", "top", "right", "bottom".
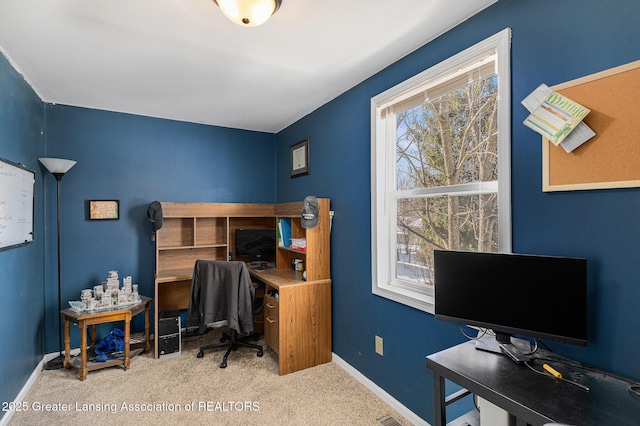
{"left": 79, "top": 320, "right": 87, "bottom": 381}
{"left": 63, "top": 320, "right": 71, "bottom": 368}
{"left": 123, "top": 315, "right": 131, "bottom": 370}
{"left": 144, "top": 302, "right": 151, "bottom": 354}
{"left": 433, "top": 372, "right": 446, "bottom": 426}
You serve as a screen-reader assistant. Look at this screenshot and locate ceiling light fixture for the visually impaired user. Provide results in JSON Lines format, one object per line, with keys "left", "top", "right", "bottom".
{"left": 214, "top": 0, "right": 282, "bottom": 27}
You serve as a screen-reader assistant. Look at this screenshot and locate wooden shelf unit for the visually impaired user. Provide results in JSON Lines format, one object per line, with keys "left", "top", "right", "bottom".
{"left": 255, "top": 198, "right": 332, "bottom": 374}
{"left": 153, "top": 199, "right": 331, "bottom": 375}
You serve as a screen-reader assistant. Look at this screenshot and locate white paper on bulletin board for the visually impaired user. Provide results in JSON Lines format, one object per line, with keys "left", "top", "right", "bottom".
{"left": 0, "top": 157, "right": 35, "bottom": 251}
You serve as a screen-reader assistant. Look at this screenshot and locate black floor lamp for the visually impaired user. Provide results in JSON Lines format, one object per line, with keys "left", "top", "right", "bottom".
{"left": 39, "top": 157, "right": 76, "bottom": 370}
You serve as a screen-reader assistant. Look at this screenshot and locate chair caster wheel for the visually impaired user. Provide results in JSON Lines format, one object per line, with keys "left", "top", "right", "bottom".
{"left": 253, "top": 335, "right": 259, "bottom": 341}
{"left": 197, "top": 351, "right": 204, "bottom": 358}
{"left": 257, "top": 350, "right": 263, "bottom": 357}
{"left": 220, "top": 360, "right": 227, "bottom": 368}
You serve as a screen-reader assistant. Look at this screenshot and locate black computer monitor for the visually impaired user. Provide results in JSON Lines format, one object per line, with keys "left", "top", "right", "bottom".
{"left": 234, "top": 228, "right": 276, "bottom": 262}
{"left": 434, "top": 249, "right": 587, "bottom": 347}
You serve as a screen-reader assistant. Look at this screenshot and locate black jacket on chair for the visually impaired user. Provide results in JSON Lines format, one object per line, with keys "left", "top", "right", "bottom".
{"left": 186, "top": 260, "right": 255, "bottom": 335}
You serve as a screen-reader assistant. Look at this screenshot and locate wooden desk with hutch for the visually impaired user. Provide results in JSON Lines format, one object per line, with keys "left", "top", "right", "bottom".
{"left": 154, "top": 199, "right": 332, "bottom": 375}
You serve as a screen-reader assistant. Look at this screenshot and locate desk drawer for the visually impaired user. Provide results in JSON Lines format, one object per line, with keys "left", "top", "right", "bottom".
{"left": 265, "top": 315, "right": 279, "bottom": 354}
{"left": 264, "top": 294, "right": 279, "bottom": 353}
{"left": 264, "top": 294, "right": 279, "bottom": 317}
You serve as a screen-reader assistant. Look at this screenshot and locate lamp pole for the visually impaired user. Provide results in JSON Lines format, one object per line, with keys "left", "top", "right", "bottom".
{"left": 39, "top": 158, "right": 76, "bottom": 370}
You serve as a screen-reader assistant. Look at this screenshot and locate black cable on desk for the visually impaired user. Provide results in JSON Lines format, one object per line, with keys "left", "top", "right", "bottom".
{"left": 458, "top": 325, "right": 489, "bottom": 341}
{"left": 524, "top": 360, "right": 589, "bottom": 391}
{"left": 536, "top": 355, "right": 639, "bottom": 384}
{"left": 534, "top": 351, "right": 640, "bottom": 398}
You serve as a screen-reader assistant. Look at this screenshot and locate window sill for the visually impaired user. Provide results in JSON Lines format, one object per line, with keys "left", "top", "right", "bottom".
{"left": 372, "top": 283, "right": 434, "bottom": 314}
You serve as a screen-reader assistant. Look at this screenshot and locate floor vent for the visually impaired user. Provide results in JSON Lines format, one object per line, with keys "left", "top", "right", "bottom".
{"left": 377, "top": 414, "right": 403, "bottom": 426}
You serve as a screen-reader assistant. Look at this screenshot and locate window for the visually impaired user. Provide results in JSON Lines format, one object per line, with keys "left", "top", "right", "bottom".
{"left": 371, "top": 29, "right": 512, "bottom": 313}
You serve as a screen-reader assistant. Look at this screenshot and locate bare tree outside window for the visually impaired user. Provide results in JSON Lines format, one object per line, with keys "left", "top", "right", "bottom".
{"left": 395, "top": 75, "right": 499, "bottom": 288}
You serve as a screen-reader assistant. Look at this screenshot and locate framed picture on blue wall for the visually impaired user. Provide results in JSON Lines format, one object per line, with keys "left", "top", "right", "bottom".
{"left": 290, "top": 137, "right": 310, "bottom": 178}
{"left": 89, "top": 200, "right": 119, "bottom": 220}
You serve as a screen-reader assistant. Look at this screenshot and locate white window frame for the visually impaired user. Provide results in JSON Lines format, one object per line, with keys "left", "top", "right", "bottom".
{"left": 370, "top": 28, "right": 512, "bottom": 314}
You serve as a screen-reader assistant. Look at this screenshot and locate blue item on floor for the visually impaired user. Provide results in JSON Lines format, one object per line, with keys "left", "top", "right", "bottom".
{"left": 95, "top": 328, "right": 125, "bottom": 362}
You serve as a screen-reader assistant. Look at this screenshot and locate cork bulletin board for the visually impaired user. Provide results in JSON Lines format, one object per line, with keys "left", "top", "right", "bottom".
{"left": 542, "top": 60, "right": 640, "bottom": 192}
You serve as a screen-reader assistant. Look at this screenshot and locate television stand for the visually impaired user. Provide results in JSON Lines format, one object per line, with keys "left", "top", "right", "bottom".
{"left": 499, "top": 342, "right": 533, "bottom": 364}
{"left": 474, "top": 331, "right": 531, "bottom": 358}
{"left": 250, "top": 260, "right": 277, "bottom": 271}
{"left": 249, "top": 260, "right": 270, "bottom": 270}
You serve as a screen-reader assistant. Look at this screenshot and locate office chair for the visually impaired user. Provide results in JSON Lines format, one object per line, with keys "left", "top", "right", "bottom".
{"left": 186, "top": 260, "right": 263, "bottom": 368}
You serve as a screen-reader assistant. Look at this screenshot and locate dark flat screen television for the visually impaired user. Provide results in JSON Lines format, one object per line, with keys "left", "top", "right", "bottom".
{"left": 434, "top": 249, "right": 587, "bottom": 348}
{"left": 235, "top": 229, "right": 276, "bottom": 262}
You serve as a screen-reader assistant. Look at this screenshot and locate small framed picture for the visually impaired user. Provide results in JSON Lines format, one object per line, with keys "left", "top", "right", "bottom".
{"left": 89, "top": 200, "right": 119, "bottom": 220}
{"left": 290, "top": 137, "right": 310, "bottom": 178}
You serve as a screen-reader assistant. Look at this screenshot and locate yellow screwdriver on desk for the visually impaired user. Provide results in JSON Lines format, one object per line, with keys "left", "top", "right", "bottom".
{"left": 543, "top": 363, "right": 562, "bottom": 378}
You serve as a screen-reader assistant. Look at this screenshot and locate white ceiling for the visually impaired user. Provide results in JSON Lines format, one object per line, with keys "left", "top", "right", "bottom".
{"left": 0, "top": 0, "right": 497, "bottom": 133}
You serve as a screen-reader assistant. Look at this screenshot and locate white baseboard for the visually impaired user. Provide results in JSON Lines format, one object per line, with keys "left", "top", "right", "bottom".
{"left": 0, "top": 349, "right": 84, "bottom": 426}
{"left": 1, "top": 354, "right": 44, "bottom": 426}
{"left": 331, "top": 353, "right": 430, "bottom": 426}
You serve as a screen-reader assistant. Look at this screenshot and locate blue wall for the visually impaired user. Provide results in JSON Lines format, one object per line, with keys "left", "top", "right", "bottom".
{"left": 2, "top": 0, "right": 640, "bottom": 424}
{"left": 0, "top": 54, "right": 46, "bottom": 416}
{"left": 276, "top": 0, "right": 640, "bottom": 422}
{"left": 42, "top": 105, "right": 276, "bottom": 351}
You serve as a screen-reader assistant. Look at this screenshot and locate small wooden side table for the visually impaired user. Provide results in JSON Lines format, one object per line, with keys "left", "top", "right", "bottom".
{"left": 61, "top": 296, "right": 151, "bottom": 381}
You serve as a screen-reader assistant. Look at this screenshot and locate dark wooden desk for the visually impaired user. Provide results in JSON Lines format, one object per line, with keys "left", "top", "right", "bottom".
{"left": 426, "top": 341, "right": 640, "bottom": 426}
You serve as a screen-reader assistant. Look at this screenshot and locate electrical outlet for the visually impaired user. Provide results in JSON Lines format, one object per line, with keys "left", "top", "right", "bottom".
{"left": 375, "top": 335, "right": 384, "bottom": 356}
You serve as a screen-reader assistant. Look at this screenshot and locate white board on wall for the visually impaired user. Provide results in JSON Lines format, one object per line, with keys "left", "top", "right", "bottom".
{"left": 0, "top": 156, "right": 35, "bottom": 251}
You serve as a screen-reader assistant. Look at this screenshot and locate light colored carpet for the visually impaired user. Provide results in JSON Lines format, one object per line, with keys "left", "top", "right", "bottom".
{"left": 9, "top": 329, "right": 412, "bottom": 425}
